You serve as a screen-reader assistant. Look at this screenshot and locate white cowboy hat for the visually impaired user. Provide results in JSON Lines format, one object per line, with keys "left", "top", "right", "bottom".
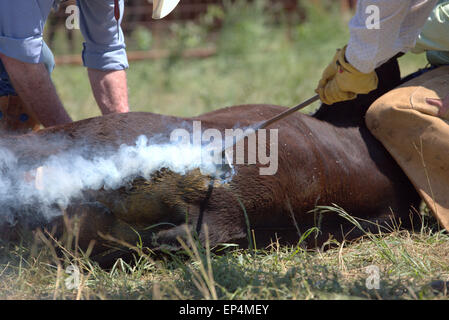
{"left": 151, "top": 0, "right": 180, "bottom": 19}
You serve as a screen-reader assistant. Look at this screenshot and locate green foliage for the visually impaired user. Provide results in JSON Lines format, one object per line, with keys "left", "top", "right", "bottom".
{"left": 131, "top": 26, "right": 153, "bottom": 51}
{"left": 169, "top": 22, "right": 207, "bottom": 51}
{"left": 217, "top": 0, "right": 272, "bottom": 55}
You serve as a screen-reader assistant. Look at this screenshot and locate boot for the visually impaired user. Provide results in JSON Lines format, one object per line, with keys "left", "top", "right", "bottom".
{"left": 0, "top": 95, "right": 41, "bottom": 134}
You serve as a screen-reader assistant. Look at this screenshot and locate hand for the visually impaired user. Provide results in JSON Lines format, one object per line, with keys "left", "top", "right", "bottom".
{"left": 426, "top": 93, "right": 449, "bottom": 120}
{"left": 315, "top": 46, "right": 379, "bottom": 105}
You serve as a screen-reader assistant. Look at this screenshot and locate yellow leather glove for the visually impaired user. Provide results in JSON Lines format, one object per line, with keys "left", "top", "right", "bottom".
{"left": 315, "top": 46, "right": 379, "bottom": 105}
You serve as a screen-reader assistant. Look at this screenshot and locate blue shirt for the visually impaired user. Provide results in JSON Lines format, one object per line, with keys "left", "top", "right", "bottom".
{"left": 0, "top": 0, "right": 129, "bottom": 71}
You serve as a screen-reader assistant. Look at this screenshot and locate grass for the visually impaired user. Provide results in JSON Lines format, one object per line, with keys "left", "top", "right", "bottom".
{"left": 1, "top": 0, "right": 445, "bottom": 300}
{"left": 1, "top": 211, "right": 448, "bottom": 300}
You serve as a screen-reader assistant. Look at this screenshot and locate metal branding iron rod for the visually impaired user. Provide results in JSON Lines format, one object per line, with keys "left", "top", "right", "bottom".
{"left": 219, "top": 94, "right": 320, "bottom": 172}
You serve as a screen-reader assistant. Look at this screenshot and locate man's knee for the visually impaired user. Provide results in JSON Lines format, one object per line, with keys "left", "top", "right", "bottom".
{"left": 365, "top": 89, "right": 423, "bottom": 146}
{"left": 366, "top": 67, "right": 449, "bottom": 136}
{"left": 365, "top": 92, "right": 400, "bottom": 138}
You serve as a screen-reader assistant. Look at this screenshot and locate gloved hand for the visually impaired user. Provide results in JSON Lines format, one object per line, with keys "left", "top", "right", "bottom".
{"left": 315, "top": 46, "right": 379, "bottom": 105}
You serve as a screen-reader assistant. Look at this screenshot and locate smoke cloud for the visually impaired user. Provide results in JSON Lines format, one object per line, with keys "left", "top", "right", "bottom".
{"left": 0, "top": 135, "right": 223, "bottom": 226}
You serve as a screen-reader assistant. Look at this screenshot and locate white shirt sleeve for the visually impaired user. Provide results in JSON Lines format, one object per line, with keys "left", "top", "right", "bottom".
{"left": 346, "top": 0, "right": 438, "bottom": 73}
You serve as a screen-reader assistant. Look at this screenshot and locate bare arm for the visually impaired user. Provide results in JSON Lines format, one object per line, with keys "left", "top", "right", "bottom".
{"left": 88, "top": 68, "right": 129, "bottom": 115}
{"left": 0, "top": 53, "right": 72, "bottom": 127}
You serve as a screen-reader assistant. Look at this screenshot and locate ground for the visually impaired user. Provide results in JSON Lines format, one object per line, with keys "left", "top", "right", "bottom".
{"left": 1, "top": 0, "right": 447, "bottom": 300}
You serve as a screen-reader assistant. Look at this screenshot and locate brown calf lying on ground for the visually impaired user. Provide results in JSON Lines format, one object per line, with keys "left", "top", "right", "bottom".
{"left": 0, "top": 57, "right": 420, "bottom": 267}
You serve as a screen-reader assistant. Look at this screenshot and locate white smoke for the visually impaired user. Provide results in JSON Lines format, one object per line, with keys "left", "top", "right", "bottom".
{"left": 0, "top": 135, "right": 225, "bottom": 224}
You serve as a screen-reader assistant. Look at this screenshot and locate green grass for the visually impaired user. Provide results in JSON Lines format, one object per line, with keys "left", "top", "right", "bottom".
{"left": 1, "top": 0, "right": 445, "bottom": 300}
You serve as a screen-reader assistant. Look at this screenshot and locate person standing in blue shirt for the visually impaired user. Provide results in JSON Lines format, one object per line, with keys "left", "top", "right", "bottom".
{"left": 0, "top": 0, "right": 130, "bottom": 133}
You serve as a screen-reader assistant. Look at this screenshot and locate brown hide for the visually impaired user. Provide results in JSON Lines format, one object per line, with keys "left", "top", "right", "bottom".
{"left": 0, "top": 57, "right": 420, "bottom": 266}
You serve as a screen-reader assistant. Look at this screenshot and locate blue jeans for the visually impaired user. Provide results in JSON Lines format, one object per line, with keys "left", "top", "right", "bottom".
{"left": 0, "top": 41, "right": 55, "bottom": 96}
